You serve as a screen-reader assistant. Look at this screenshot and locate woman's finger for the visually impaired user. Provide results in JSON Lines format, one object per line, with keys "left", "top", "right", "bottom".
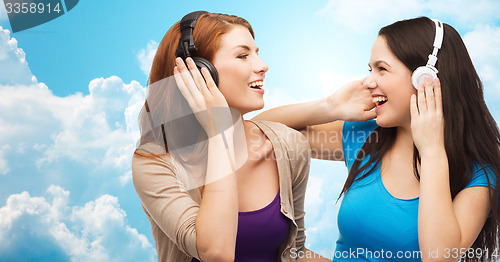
{"left": 425, "top": 77, "right": 436, "bottom": 113}
{"left": 434, "top": 78, "right": 443, "bottom": 115}
{"left": 176, "top": 57, "right": 203, "bottom": 99}
{"left": 363, "top": 110, "right": 377, "bottom": 121}
{"left": 175, "top": 59, "right": 206, "bottom": 113}
{"left": 173, "top": 66, "right": 196, "bottom": 107}
{"left": 362, "top": 89, "right": 376, "bottom": 109}
{"left": 410, "top": 94, "right": 419, "bottom": 121}
{"left": 185, "top": 57, "right": 211, "bottom": 96}
{"left": 201, "top": 67, "right": 219, "bottom": 95}
{"left": 417, "top": 82, "right": 427, "bottom": 115}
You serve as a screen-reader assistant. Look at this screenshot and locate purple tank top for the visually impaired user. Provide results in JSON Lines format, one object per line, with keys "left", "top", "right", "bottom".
{"left": 192, "top": 190, "right": 290, "bottom": 261}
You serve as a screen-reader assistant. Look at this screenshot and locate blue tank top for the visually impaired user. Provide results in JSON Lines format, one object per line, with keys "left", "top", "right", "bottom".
{"left": 192, "top": 189, "right": 290, "bottom": 261}
{"left": 335, "top": 120, "right": 496, "bottom": 261}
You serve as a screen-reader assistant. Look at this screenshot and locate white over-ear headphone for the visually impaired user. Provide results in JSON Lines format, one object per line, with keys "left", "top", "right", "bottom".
{"left": 411, "top": 19, "right": 444, "bottom": 89}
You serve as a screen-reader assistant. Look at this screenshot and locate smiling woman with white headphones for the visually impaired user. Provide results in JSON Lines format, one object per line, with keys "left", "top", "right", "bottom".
{"left": 255, "top": 17, "right": 500, "bottom": 262}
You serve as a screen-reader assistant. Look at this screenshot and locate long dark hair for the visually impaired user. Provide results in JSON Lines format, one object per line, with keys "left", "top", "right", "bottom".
{"left": 339, "top": 17, "right": 500, "bottom": 261}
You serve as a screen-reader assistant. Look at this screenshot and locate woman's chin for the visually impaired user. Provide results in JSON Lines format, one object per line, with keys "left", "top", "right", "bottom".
{"left": 235, "top": 103, "right": 264, "bottom": 116}
{"left": 375, "top": 117, "right": 392, "bottom": 128}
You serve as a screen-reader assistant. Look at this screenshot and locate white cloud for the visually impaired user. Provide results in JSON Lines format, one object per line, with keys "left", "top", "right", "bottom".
{"left": 0, "top": 26, "right": 36, "bottom": 85}
{"left": 36, "top": 76, "right": 145, "bottom": 169}
{"left": 118, "top": 170, "right": 132, "bottom": 186}
{"left": 137, "top": 40, "right": 158, "bottom": 77}
{"left": 0, "top": 25, "right": 47, "bottom": 175}
{"left": 0, "top": 12, "right": 154, "bottom": 262}
{"left": 304, "top": 160, "right": 347, "bottom": 251}
{"left": 0, "top": 77, "right": 145, "bottom": 178}
{"left": 0, "top": 186, "right": 155, "bottom": 261}
{"left": 305, "top": 175, "right": 324, "bottom": 209}
{"left": 463, "top": 24, "right": 500, "bottom": 98}
{"left": 0, "top": 145, "right": 10, "bottom": 175}
{"left": 430, "top": 0, "right": 500, "bottom": 27}
{"left": 318, "top": 70, "right": 366, "bottom": 97}
{"left": 316, "top": 0, "right": 424, "bottom": 33}
{"left": 0, "top": 25, "right": 146, "bottom": 185}
{"left": 316, "top": 0, "right": 500, "bottom": 33}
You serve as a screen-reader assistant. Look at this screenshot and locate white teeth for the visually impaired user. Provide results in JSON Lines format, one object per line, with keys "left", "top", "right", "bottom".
{"left": 372, "top": 96, "right": 388, "bottom": 103}
{"left": 249, "top": 81, "right": 264, "bottom": 88}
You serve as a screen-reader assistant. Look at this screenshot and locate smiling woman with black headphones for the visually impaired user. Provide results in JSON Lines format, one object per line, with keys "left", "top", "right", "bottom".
{"left": 132, "top": 11, "right": 330, "bottom": 262}
{"left": 255, "top": 17, "right": 500, "bottom": 261}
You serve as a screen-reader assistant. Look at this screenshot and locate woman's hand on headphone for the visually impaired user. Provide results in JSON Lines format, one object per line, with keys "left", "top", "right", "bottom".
{"left": 174, "top": 57, "right": 231, "bottom": 136}
{"left": 410, "top": 77, "right": 445, "bottom": 157}
{"left": 326, "top": 78, "right": 377, "bottom": 122}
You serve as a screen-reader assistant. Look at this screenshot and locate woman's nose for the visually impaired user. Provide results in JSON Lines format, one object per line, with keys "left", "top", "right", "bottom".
{"left": 254, "top": 57, "right": 269, "bottom": 74}
{"left": 363, "top": 78, "right": 377, "bottom": 89}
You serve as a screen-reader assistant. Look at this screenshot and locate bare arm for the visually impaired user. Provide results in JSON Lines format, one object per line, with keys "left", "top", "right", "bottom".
{"left": 253, "top": 79, "right": 375, "bottom": 161}
{"left": 412, "top": 79, "right": 491, "bottom": 261}
{"left": 418, "top": 151, "right": 491, "bottom": 262}
{"left": 195, "top": 135, "right": 239, "bottom": 262}
{"left": 253, "top": 97, "right": 336, "bottom": 130}
{"left": 174, "top": 57, "right": 239, "bottom": 262}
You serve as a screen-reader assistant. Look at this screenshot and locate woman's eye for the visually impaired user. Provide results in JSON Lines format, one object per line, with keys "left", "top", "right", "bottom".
{"left": 237, "top": 54, "right": 248, "bottom": 59}
{"left": 378, "top": 67, "right": 387, "bottom": 71}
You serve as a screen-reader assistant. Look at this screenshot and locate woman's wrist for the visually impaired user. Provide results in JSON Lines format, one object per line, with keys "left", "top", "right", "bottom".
{"left": 319, "top": 95, "right": 342, "bottom": 122}
{"left": 419, "top": 146, "right": 447, "bottom": 162}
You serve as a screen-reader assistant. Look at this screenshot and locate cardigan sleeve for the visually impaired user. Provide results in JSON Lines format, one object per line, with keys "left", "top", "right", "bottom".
{"left": 132, "top": 148, "right": 201, "bottom": 259}
{"left": 281, "top": 124, "right": 312, "bottom": 251}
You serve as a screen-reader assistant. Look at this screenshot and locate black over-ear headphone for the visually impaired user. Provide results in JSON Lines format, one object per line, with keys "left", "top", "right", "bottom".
{"left": 175, "top": 11, "right": 219, "bottom": 86}
{"left": 411, "top": 19, "right": 444, "bottom": 89}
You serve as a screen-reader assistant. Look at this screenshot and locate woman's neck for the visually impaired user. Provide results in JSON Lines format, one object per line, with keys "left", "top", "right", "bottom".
{"left": 389, "top": 125, "right": 415, "bottom": 160}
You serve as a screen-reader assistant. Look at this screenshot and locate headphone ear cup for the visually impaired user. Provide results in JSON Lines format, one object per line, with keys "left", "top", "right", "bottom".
{"left": 193, "top": 57, "right": 219, "bottom": 86}
{"left": 411, "top": 66, "right": 437, "bottom": 89}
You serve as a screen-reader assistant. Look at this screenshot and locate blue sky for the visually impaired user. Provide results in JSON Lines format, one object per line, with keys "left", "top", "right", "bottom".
{"left": 1, "top": 0, "right": 500, "bottom": 261}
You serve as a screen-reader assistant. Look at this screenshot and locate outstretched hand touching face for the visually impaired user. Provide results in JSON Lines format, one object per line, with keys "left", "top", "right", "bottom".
{"left": 328, "top": 78, "right": 377, "bottom": 122}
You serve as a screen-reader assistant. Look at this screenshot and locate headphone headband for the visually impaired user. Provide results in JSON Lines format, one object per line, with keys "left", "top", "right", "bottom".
{"left": 432, "top": 19, "right": 444, "bottom": 49}
{"left": 411, "top": 18, "right": 445, "bottom": 89}
{"left": 174, "top": 11, "right": 219, "bottom": 86}
{"left": 176, "top": 11, "right": 207, "bottom": 58}
{"left": 426, "top": 19, "right": 444, "bottom": 69}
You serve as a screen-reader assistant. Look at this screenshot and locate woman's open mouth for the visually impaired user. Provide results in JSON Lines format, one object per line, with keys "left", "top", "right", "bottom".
{"left": 373, "top": 96, "right": 388, "bottom": 112}
{"left": 248, "top": 81, "right": 264, "bottom": 94}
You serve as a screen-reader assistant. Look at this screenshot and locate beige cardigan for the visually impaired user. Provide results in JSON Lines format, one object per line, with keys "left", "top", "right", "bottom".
{"left": 132, "top": 120, "right": 311, "bottom": 262}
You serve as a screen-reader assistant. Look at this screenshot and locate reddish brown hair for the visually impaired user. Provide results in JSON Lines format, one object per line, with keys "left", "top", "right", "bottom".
{"left": 149, "top": 12, "right": 254, "bottom": 84}
{"left": 136, "top": 13, "right": 254, "bottom": 158}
